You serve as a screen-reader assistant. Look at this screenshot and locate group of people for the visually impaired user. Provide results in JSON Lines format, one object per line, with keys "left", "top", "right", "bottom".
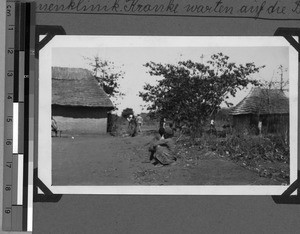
{"left": 127, "top": 114, "right": 143, "bottom": 137}
{"left": 126, "top": 114, "right": 177, "bottom": 167}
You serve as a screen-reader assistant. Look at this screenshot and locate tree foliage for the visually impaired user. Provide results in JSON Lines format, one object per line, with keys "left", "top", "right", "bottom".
{"left": 121, "top": 108, "right": 134, "bottom": 119}
{"left": 139, "top": 53, "right": 265, "bottom": 135}
{"left": 84, "top": 55, "right": 125, "bottom": 98}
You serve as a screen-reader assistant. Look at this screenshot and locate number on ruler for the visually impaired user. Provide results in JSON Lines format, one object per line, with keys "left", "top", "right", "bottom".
{"left": 5, "top": 139, "right": 12, "bottom": 146}
{"left": 7, "top": 49, "right": 14, "bottom": 54}
{"left": 7, "top": 94, "right": 13, "bottom": 100}
{"left": 6, "top": 162, "right": 12, "bottom": 168}
{"left": 6, "top": 116, "right": 12, "bottom": 123}
{"left": 8, "top": 25, "right": 14, "bottom": 31}
{"left": 5, "top": 185, "right": 11, "bottom": 192}
{"left": 4, "top": 208, "right": 11, "bottom": 214}
{"left": 7, "top": 71, "right": 13, "bottom": 77}
{"left": 6, "top": 5, "right": 11, "bottom": 17}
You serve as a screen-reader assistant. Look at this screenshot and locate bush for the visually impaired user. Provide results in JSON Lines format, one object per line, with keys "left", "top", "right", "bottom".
{"left": 182, "top": 133, "right": 290, "bottom": 183}
{"left": 212, "top": 134, "right": 289, "bottom": 163}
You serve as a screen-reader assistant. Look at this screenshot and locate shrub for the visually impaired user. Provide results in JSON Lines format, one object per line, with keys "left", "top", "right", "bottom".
{"left": 213, "top": 134, "right": 289, "bottom": 163}
{"left": 182, "top": 133, "right": 290, "bottom": 183}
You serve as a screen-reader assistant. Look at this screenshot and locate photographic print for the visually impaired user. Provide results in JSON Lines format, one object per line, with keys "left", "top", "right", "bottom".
{"left": 39, "top": 36, "right": 297, "bottom": 194}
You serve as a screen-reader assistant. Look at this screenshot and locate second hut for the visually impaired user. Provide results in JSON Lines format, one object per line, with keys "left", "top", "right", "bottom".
{"left": 229, "top": 87, "right": 289, "bottom": 136}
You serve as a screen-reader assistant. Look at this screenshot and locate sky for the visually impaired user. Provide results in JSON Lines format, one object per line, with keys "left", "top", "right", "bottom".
{"left": 52, "top": 45, "right": 289, "bottom": 115}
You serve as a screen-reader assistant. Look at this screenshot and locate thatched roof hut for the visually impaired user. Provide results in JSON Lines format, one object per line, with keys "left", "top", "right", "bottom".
{"left": 230, "top": 87, "right": 289, "bottom": 116}
{"left": 229, "top": 87, "right": 289, "bottom": 135}
{"left": 52, "top": 67, "right": 113, "bottom": 108}
{"left": 52, "top": 67, "right": 114, "bottom": 135}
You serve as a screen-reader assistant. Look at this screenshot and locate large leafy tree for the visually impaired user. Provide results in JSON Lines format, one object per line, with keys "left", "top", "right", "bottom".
{"left": 139, "top": 53, "right": 265, "bottom": 136}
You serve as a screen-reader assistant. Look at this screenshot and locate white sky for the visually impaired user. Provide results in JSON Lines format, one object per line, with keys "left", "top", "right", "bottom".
{"left": 52, "top": 46, "right": 289, "bottom": 115}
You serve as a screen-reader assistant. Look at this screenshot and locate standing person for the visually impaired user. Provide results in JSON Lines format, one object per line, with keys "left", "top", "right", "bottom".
{"left": 158, "top": 118, "right": 167, "bottom": 138}
{"left": 128, "top": 115, "right": 137, "bottom": 137}
{"left": 127, "top": 114, "right": 133, "bottom": 135}
{"left": 210, "top": 118, "right": 216, "bottom": 134}
{"left": 126, "top": 114, "right": 132, "bottom": 135}
{"left": 127, "top": 114, "right": 133, "bottom": 124}
{"left": 136, "top": 114, "right": 143, "bottom": 133}
{"left": 258, "top": 120, "right": 262, "bottom": 135}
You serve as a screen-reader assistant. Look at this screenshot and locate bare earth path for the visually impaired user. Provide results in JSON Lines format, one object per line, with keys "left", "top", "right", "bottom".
{"left": 52, "top": 133, "right": 281, "bottom": 186}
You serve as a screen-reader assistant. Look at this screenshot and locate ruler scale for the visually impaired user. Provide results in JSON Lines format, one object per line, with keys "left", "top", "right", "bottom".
{"left": 3, "top": 1, "right": 35, "bottom": 231}
{"left": 3, "top": 1, "right": 16, "bottom": 231}
{"left": 13, "top": 2, "right": 24, "bottom": 231}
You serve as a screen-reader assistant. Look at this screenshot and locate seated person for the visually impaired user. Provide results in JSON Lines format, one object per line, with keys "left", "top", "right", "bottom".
{"left": 51, "top": 116, "right": 59, "bottom": 137}
{"left": 158, "top": 118, "right": 166, "bottom": 138}
{"left": 148, "top": 132, "right": 177, "bottom": 167}
{"left": 158, "top": 127, "right": 165, "bottom": 138}
{"left": 164, "top": 122, "right": 174, "bottom": 138}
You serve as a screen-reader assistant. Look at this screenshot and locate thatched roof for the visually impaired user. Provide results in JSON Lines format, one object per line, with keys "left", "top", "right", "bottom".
{"left": 230, "top": 87, "right": 289, "bottom": 115}
{"left": 52, "top": 67, "right": 114, "bottom": 108}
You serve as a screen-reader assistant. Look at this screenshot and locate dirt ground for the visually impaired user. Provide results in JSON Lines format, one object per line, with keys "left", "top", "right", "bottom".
{"left": 52, "top": 129, "right": 283, "bottom": 186}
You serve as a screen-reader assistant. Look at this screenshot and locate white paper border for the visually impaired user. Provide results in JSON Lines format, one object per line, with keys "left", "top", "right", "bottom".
{"left": 39, "top": 36, "right": 298, "bottom": 195}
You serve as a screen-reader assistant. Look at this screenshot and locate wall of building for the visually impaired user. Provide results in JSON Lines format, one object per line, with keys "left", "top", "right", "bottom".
{"left": 232, "top": 114, "right": 289, "bottom": 136}
{"left": 232, "top": 115, "right": 252, "bottom": 135}
{"left": 53, "top": 116, "right": 108, "bottom": 135}
{"left": 263, "top": 114, "right": 289, "bottom": 134}
{"left": 52, "top": 105, "right": 110, "bottom": 135}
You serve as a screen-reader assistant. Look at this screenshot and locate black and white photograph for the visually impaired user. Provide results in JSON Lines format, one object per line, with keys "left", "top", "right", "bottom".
{"left": 39, "top": 36, "right": 298, "bottom": 194}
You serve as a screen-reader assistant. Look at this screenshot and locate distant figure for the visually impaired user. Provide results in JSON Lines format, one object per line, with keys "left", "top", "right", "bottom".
{"left": 158, "top": 118, "right": 167, "bottom": 138}
{"left": 162, "top": 118, "right": 167, "bottom": 128}
{"left": 148, "top": 133, "right": 177, "bottom": 167}
{"left": 258, "top": 120, "right": 262, "bottom": 135}
{"left": 164, "top": 122, "right": 174, "bottom": 139}
{"left": 210, "top": 119, "right": 215, "bottom": 128}
{"left": 158, "top": 128, "right": 165, "bottom": 138}
{"left": 51, "top": 116, "right": 58, "bottom": 137}
{"left": 127, "top": 114, "right": 133, "bottom": 123}
{"left": 136, "top": 114, "right": 143, "bottom": 133}
{"left": 128, "top": 115, "right": 137, "bottom": 137}
{"left": 210, "top": 119, "right": 216, "bottom": 134}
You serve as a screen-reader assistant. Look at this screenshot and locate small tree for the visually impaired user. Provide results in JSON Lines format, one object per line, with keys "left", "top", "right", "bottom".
{"left": 264, "top": 65, "right": 288, "bottom": 91}
{"left": 139, "top": 53, "right": 265, "bottom": 137}
{"left": 84, "top": 55, "right": 125, "bottom": 109}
